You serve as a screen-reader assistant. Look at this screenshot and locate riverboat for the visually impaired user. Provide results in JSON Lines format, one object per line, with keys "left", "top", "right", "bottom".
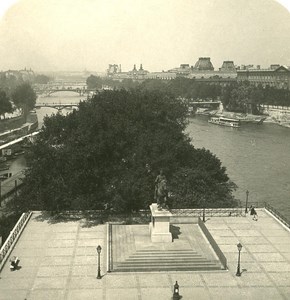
{"left": 235, "top": 114, "right": 266, "bottom": 124}
{"left": 208, "top": 116, "right": 240, "bottom": 128}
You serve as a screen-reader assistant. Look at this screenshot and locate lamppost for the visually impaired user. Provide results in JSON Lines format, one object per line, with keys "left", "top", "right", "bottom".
{"left": 96, "top": 245, "right": 102, "bottom": 279}
{"left": 236, "top": 243, "right": 243, "bottom": 277}
{"left": 245, "top": 190, "right": 249, "bottom": 214}
{"left": 173, "top": 281, "right": 180, "bottom": 300}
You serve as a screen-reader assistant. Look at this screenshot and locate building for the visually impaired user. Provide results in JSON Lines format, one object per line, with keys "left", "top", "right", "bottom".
{"left": 237, "top": 65, "right": 290, "bottom": 89}
{"left": 107, "top": 64, "right": 149, "bottom": 81}
{"left": 1, "top": 68, "right": 35, "bottom": 82}
{"left": 193, "top": 57, "right": 214, "bottom": 71}
{"left": 187, "top": 58, "right": 237, "bottom": 86}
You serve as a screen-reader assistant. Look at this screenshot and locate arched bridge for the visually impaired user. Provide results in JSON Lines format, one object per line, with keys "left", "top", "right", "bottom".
{"left": 33, "top": 81, "right": 88, "bottom": 96}
{"left": 35, "top": 102, "right": 79, "bottom": 110}
{"left": 47, "top": 88, "right": 86, "bottom": 96}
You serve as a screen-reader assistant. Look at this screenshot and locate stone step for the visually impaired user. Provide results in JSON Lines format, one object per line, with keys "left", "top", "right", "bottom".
{"left": 135, "top": 250, "right": 198, "bottom": 254}
{"left": 124, "top": 257, "right": 209, "bottom": 262}
{"left": 114, "top": 263, "right": 221, "bottom": 272}
{"left": 131, "top": 253, "right": 202, "bottom": 258}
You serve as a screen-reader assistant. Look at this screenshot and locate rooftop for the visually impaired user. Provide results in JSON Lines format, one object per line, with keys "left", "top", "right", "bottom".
{"left": 0, "top": 209, "right": 290, "bottom": 299}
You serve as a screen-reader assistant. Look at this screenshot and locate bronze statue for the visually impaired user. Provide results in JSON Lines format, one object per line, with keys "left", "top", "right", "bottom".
{"left": 154, "top": 170, "right": 168, "bottom": 210}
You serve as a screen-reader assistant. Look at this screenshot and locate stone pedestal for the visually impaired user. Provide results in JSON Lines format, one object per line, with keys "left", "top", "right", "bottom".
{"left": 149, "top": 203, "right": 172, "bottom": 243}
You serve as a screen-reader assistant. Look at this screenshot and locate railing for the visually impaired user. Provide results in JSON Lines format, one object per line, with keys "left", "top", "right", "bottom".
{"left": 264, "top": 202, "right": 290, "bottom": 229}
{"left": 0, "top": 211, "right": 32, "bottom": 272}
{"left": 198, "top": 217, "right": 227, "bottom": 269}
{"left": 170, "top": 208, "right": 243, "bottom": 217}
{"left": 260, "top": 104, "right": 290, "bottom": 111}
{"left": 107, "top": 223, "right": 113, "bottom": 272}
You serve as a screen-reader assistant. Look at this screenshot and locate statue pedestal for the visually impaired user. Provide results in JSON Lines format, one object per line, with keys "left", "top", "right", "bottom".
{"left": 149, "top": 203, "right": 172, "bottom": 243}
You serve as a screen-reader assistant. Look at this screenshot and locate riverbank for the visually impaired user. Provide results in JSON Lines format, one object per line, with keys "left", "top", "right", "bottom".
{"left": 0, "top": 112, "right": 38, "bottom": 145}
{"left": 196, "top": 109, "right": 290, "bottom": 127}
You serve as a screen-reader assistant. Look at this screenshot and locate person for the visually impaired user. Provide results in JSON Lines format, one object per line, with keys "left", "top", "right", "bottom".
{"left": 250, "top": 205, "right": 258, "bottom": 221}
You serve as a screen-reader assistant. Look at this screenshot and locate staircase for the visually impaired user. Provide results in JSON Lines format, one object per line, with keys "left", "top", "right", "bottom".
{"left": 114, "top": 249, "right": 222, "bottom": 272}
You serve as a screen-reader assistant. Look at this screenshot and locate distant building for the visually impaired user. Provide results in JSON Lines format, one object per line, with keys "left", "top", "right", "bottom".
{"left": 107, "top": 64, "right": 149, "bottom": 80}
{"left": 187, "top": 58, "right": 237, "bottom": 86}
{"left": 2, "top": 68, "right": 35, "bottom": 81}
{"left": 237, "top": 65, "right": 290, "bottom": 89}
{"left": 193, "top": 57, "right": 214, "bottom": 71}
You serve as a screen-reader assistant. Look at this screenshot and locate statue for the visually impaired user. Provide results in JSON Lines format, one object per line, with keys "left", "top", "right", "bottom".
{"left": 154, "top": 170, "right": 169, "bottom": 210}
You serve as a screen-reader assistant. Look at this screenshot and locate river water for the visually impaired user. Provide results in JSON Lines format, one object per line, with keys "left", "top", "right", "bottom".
{"left": 186, "top": 115, "right": 290, "bottom": 219}
{"left": 33, "top": 92, "right": 290, "bottom": 219}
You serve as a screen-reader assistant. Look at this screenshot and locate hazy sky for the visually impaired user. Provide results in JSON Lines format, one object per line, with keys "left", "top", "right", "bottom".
{"left": 0, "top": 0, "right": 289, "bottom": 72}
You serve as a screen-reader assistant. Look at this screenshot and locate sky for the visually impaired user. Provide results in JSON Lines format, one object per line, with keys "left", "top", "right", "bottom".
{"left": 0, "top": 0, "right": 290, "bottom": 73}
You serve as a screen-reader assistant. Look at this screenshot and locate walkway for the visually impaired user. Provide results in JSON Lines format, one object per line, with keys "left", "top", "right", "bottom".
{"left": 0, "top": 209, "right": 289, "bottom": 299}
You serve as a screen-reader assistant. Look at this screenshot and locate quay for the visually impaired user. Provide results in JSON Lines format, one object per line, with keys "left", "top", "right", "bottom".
{"left": 0, "top": 208, "right": 289, "bottom": 299}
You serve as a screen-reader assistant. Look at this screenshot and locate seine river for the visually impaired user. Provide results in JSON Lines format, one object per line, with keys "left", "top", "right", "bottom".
{"left": 34, "top": 92, "right": 290, "bottom": 219}
{"left": 187, "top": 116, "right": 290, "bottom": 219}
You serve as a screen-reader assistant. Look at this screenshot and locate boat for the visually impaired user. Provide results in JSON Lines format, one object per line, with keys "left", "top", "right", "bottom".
{"left": 208, "top": 116, "right": 240, "bottom": 128}
{"left": 235, "top": 114, "right": 266, "bottom": 124}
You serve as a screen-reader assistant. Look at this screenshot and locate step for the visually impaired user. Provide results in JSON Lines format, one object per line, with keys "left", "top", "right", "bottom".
{"left": 114, "top": 265, "right": 222, "bottom": 272}
{"left": 129, "top": 253, "right": 203, "bottom": 258}
{"left": 125, "top": 257, "right": 208, "bottom": 262}
{"left": 136, "top": 249, "right": 198, "bottom": 252}
{"left": 116, "top": 261, "right": 218, "bottom": 267}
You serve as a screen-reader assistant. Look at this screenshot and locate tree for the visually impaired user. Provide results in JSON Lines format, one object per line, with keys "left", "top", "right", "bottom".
{"left": 16, "top": 89, "right": 237, "bottom": 213}
{"left": 11, "top": 83, "right": 37, "bottom": 121}
{"left": 0, "top": 90, "right": 13, "bottom": 119}
{"left": 34, "top": 74, "right": 51, "bottom": 84}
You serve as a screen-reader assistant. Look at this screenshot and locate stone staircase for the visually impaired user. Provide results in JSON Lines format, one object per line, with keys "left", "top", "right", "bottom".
{"left": 113, "top": 249, "right": 222, "bottom": 272}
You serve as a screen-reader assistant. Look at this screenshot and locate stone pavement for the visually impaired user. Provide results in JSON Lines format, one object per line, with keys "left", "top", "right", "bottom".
{"left": 0, "top": 209, "right": 289, "bottom": 300}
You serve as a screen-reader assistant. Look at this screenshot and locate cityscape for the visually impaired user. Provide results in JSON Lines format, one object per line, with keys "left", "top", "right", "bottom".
{"left": 0, "top": 1, "right": 290, "bottom": 300}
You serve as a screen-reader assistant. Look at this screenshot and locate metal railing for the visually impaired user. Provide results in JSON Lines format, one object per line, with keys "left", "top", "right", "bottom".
{"left": 264, "top": 202, "right": 290, "bottom": 229}
{"left": 170, "top": 208, "right": 243, "bottom": 217}
{"left": 0, "top": 211, "right": 32, "bottom": 272}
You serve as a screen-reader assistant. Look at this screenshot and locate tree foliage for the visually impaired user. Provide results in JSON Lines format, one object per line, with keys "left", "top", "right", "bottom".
{"left": 34, "top": 74, "right": 51, "bottom": 84}
{"left": 11, "top": 83, "right": 37, "bottom": 120}
{"left": 0, "top": 90, "right": 13, "bottom": 118}
{"left": 16, "top": 89, "right": 237, "bottom": 212}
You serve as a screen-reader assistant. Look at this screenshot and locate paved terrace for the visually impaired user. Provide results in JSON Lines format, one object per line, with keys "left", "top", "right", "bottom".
{"left": 0, "top": 209, "right": 290, "bottom": 300}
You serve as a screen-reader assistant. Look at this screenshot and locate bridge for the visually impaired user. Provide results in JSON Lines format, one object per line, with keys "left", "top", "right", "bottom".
{"left": 33, "top": 81, "right": 89, "bottom": 96}
{"left": 35, "top": 102, "right": 80, "bottom": 110}
{"left": 189, "top": 101, "right": 221, "bottom": 105}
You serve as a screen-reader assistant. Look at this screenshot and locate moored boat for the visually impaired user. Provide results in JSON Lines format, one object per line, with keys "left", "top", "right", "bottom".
{"left": 235, "top": 114, "right": 266, "bottom": 124}
{"left": 208, "top": 116, "right": 240, "bottom": 128}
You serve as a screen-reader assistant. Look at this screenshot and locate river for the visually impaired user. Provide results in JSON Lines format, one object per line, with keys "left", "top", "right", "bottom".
{"left": 33, "top": 92, "right": 290, "bottom": 219}
{"left": 186, "top": 115, "right": 290, "bottom": 218}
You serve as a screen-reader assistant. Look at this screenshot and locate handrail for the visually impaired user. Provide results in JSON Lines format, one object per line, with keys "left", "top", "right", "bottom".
{"left": 170, "top": 208, "right": 243, "bottom": 217}
{"left": 264, "top": 203, "right": 290, "bottom": 229}
{"left": 0, "top": 211, "right": 32, "bottom": 272}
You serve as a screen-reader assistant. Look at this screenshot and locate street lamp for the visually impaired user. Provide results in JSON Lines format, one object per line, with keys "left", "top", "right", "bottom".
{"left": 236, "top": 243, "right": 243, "bottom": 277}
{"left": 245, "top": 190, "right": 249, "bottom": 213}
{"left": 96, "top": 245, "right": 102, "bottom": 279}
{"left": 173, "top": 281, "right": 180, "bottom": 300}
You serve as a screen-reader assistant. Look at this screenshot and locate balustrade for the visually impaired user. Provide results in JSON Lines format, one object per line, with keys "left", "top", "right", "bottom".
{"left": 0, "top": 212, "right": 32, "bottom": 271}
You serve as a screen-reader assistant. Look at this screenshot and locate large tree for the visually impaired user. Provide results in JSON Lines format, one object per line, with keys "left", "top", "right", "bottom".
{"left": 0, "top": 90, "right": 13, "bottom": 119}
{"left": 16, "top": 89, "right": 237, "bottom": 212}
{"left": 11, "top": 83, "right": 37, "bottom": 121}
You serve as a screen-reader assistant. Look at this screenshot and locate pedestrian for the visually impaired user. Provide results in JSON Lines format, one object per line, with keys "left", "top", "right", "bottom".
{"left": 250, "top": 205, "right": 258, "bottom": 221}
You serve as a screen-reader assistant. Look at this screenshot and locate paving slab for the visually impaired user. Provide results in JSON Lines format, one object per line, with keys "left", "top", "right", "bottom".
{"left": 0, "top": 209, "right": 289, "bottom": 299}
